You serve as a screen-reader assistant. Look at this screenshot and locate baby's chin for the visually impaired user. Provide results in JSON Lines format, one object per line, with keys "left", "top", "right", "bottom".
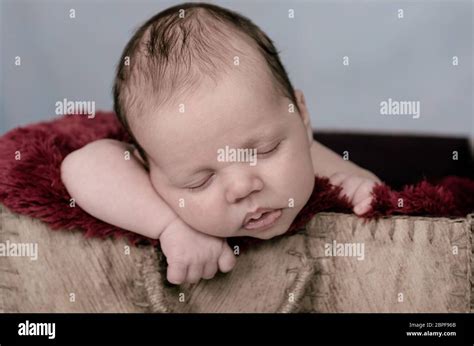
{"left": 243, "top": 224, "right": 289, "bottom": 240}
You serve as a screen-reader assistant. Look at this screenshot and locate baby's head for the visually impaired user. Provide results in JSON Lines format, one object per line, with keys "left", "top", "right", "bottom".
{"left": 113, "top": 3, "right": 315, "bottom": 239}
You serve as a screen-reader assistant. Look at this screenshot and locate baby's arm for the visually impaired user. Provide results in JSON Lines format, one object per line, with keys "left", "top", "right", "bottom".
{"left": 60, "top": 139, "right": 235, "bottom": 283}
{"left": 311, "top": 140, "right": 381, "bottom": 215}
{"left": 60, "top": 139, "right": 175, "bottom": 239}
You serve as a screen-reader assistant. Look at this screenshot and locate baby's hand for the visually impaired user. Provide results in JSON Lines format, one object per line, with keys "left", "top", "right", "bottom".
{"left": 329, "top": 172, "right": 379, "bottom": 215}
{"left": 159, "top": 217, "right": 236, "bottom": 285}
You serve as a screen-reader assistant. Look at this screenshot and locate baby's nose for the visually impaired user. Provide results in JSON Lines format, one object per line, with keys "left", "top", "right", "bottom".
{"left": 225, "top": 174, "right": 263, "bottom": 204}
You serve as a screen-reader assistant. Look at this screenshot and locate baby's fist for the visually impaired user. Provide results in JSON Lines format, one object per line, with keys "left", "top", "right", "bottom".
{"left": 159, "top": 217, "right": 236, "bottom": 285}
{"left": 329, "top": 172, "right": 379, "bottom": 215}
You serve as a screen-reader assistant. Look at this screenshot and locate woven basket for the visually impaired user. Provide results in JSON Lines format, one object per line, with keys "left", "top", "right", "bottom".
{"left": 1, "top": 204, "right": 472, "bottom": 313}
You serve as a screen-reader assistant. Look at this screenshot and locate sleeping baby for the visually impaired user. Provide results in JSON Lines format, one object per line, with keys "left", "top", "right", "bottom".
{"left": 60, "top": 2, "right": 380, "bottom": 285}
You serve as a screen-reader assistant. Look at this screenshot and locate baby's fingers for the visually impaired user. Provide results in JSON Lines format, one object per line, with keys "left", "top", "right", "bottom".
{"left": 353, "top": 196, "right": 373, "bottom": 215}
{"left": 218, "top": 244, "right": 236, "bottom": 273}
{"left": 202, "top": 261, "right": 218, "bottom": 280}
{"left": 329, "top": 172, "right": 349, "bottom": 188}
{"left": 352, "top": 180, "right": 376, "bottom": 215}
{"left": 185, "top": 263, "right": 204, "bottom": 284}
{"left": 167, "top": 261, "right": 188, "bottom": 285}
{"left": 352, "top": 180, "right": 376, "bottom": 205}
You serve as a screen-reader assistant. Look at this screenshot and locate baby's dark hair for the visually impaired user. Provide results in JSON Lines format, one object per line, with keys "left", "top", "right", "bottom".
{"left": 113, "top": 2, "right": 298, "bottom": 168}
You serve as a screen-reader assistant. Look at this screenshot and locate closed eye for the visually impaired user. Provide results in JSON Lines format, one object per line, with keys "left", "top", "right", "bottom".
{"left": 187, "top": 174, "right": 214, "bottom": 192}
{"left": 258, "top": 142, "right": 281, "bottom": 156}
{"left": 185, "top": 142, "right": 280, "bottom": 192}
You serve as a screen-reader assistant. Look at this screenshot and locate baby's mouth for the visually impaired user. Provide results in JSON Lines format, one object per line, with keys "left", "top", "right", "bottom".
{"left": 243, "top": 209, "right": 282, "bottom": 231}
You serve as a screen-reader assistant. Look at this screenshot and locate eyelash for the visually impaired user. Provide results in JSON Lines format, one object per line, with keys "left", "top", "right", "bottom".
{"left": 187, "top": 174, "right": 215, "bottom": 192}
{"left": 257, "top": 142, "right": 281, "bottom": 156}
{"left": 187, "top": 142, "right": 281, "bottom": 192}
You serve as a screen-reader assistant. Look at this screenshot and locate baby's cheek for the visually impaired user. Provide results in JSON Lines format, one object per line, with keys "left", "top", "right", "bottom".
{"left": 278, "top": 140, "right": 311, "bottom": 177}
{"left": 276, "top": 150, "right": 312, "bottom": 190}
{"left": 179, "top": 196, "right": 228, "bottom": 234}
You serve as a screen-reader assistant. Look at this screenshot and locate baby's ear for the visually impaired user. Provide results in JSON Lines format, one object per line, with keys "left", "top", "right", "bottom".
{"left": 294, "top": 89, "right": 313, "bottom": 146}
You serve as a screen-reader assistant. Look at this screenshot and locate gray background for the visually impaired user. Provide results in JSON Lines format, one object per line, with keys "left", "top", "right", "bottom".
{"left": 1, "top": 0, "right": 472, "bottom": 142}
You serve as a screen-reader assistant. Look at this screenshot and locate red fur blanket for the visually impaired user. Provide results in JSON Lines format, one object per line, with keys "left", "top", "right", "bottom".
{"left": 1, "top": 113, "right": 473, "bottom": 246}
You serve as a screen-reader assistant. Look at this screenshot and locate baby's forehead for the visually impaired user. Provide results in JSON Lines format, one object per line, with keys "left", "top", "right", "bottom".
{"left": 143, "top": 89, "right": 288, "bottom": 162}
{"left": 145, "top": 62, "right": 280, "bottom": 119}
